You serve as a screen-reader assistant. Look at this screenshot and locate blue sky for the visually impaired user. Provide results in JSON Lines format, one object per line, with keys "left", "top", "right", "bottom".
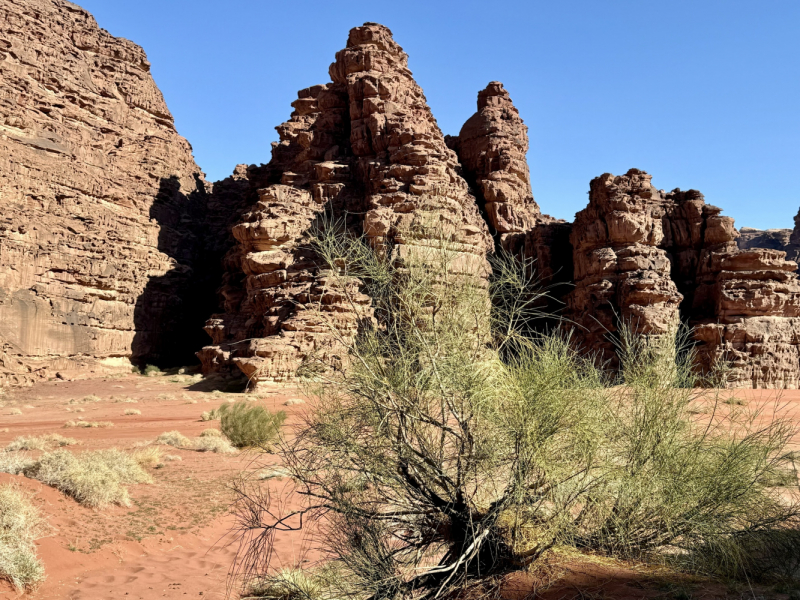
{"left": 77, "top": 0, "right": 799, "bottom": 229}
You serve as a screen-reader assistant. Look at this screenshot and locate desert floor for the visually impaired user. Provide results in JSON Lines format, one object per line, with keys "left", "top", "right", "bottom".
{"left": 0, "top": 375, "right": 798, "bottom": 599}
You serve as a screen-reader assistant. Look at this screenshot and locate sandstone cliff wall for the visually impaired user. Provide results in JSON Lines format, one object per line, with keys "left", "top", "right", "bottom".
{"left": 199, "top": 24, "right": 492, "bottom": 386}
{"left": 0, "top": 0, "right": 224, "bottom": 385}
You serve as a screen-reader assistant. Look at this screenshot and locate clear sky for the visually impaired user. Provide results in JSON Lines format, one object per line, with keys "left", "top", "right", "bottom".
{"left": 76, "top": 0, "right": 799, "bottom": 229}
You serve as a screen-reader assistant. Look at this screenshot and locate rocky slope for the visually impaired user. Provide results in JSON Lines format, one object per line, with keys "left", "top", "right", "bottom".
{"left": 0, "top": 0, "right": 227, "bottom": 386}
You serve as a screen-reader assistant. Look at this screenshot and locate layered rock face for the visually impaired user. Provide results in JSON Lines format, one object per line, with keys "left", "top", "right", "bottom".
{"left": 451, "top": 82, "right": 573, "bottom": 315}
{"left": 566, "top": 169, "right": 800, "bottom": 386}
{"left": 738, "top": 227, "right": 794, "bottom": 254}
{"left": 0, "top": 0, "right": 217, "bottom": 385}
{"left": 567, "top": 170, "right": 683, "bottom": 360}
{"left": 199, "top": 24, "right": 492, "bottom": 385}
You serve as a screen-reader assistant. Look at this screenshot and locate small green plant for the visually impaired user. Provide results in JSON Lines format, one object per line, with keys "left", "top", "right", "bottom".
{"left": 220, "top": 401, "right": 285, "bottom": 448}
{"left": 143, "top": 364, "right": 162, "bottom": 377}
{"left": 0, "top": 485, "right": 48, "bottom": 590}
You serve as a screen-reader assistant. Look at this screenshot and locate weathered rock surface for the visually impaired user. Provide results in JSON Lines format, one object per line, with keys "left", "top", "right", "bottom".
{"left": 566, "top": 170, "right": 684, "bottom": 361}
{"left": 564, "top": 169, "right": 800, "bottom": 386}
{"left": 450, "top": 82, "right": 573, "bottom": 318}
{"left": 737, "top": 227, "right": 794, "bottom": 254}
{"left": 0, "top": 0, "right": 218, "bottom": 386}
{"left": 199, "top": 24, "right": 491, "bottom": 385}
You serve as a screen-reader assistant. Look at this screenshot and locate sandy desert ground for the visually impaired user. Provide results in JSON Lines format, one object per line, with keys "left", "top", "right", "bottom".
{"left": 1, "top": 374, "right": 798, "bottom": 600}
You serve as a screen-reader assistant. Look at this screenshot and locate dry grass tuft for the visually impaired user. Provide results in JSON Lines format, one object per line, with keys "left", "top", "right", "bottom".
{"left": 193, "top": 435, "right": 237, "bottom": 455}
{"left": 157, "top": 394, "right": 175, "bottom": 401}
{"left": 164, "top": 454, "right": 182, "bottom": 462}
{"left": 28, "top": 449, "right": 151, "bottom": 508}
{"left": 0, "top": 485, "right": 48, "bottom": 590}
{"left": 112, "top": 396, "right": 137, "bottom": 404}
{"left": 63, "top": 420, "right": 114, "bottom": 429}
{"left": 132, "top": 446, "right": 162, "bottom": 468}
{"left": 5, "top": 434, "right": 78, "bottom": 452}
{"left": 156, "top": 431, "right": 193, "bottom": 449}
{"left": 124, "top": 409, "right": 142, "bottom": 416}
{"left": 0, "top": 452, "right": 36, "bottom": 475}
{"left": 246, "top": 568, "right": 323, "bottom": 600}
{"left": 200, "top": 428, "right": 222, "bottom": 438}
{"left": 7, "top": 408, "right": 21, "bottom": 416}
{"left": 200, "top": 407, "right": 222, "bottom": 421}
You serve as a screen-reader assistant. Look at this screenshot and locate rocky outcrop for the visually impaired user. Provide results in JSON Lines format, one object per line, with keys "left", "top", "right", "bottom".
{"left": 450, "top": 82, "right": 573, "bottom": 318}
{"left": 566, "top": 170, "right": 684, "bottom": 361}
{"left": 199, "top": 23, "right": 492, "bottom": 386}
{"left": 738, "top": 227, "right": 794, "bottom": 254}
{"left": 0, "top": 0, "right": 221, "bottom": 385}
{"left": 564, "top": 169, "right": 800, "bottom": 386}
{"left": 452, "top": 82, "right": 541, "bottom": 241}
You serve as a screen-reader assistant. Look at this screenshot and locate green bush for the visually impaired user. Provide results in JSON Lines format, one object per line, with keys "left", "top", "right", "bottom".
{"left": 229, "top": 228, "right": 800, "bottom": 597}
{"left": 0, "top": 485, "right": 48, "bottom": 590}
{"left": 220, "top": 401, "right": 285, "bottom": 448}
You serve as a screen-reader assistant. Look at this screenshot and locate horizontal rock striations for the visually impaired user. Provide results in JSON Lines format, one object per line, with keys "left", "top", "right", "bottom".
{"left": 199, "top": 23, "right": 492, "bottom": 386}
{"left": 0, "top": 0, "right": 234, "bottom": 385}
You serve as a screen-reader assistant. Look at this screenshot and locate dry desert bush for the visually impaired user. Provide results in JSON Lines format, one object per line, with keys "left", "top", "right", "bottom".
{"left": 124, "top": 408, "right": 142, "bottom": 415}
{"left": 7, "top": 408, "right": 21, "bottom": 416}
{"left": 230, "top": 227, "right": 800, "bottom": 597}
{"left": 0, "top": 485, "right": 48, "bottom": 590}
{"left": 5, "top": 434, "right": 78, "bottom": 452}
{"left": 0, "top": 452, "right": 36, "bottom": 475}
{"left": 193, "top": 435, "right": 237, "bottom": 455}
{"left": 63, "top": 420, "right": 114, "bottom": 428}
{"left": 132, "top": 446, "right": 162, "bottom": 468}
{"left": 27, "top": 449, "right": 151, "bottom": 508}
{"left": 156, "top": 430, "right": 193, "bottom": 449}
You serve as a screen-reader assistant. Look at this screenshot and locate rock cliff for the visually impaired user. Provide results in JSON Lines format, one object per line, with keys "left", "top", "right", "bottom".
{"left": 0, "top": 0, "right": 228, "bottom": 385}
{"left": 1, "top": 3, "right": 798, "bottom": 389}
{"left": 198, "top": 23, "right": 492, "bottom": 386}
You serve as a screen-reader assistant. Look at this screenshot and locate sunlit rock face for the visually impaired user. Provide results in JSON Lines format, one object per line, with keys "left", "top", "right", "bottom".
{"left": 198, "top": 23, "right": 492, "bottom": 386}
{"left": 0, "top": 0, "right": 230, "bottom": 386}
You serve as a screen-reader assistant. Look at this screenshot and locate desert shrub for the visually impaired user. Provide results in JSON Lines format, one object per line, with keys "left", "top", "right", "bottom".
{"left": 0, "top": 452, "right": 36, "bottom": 475}
{"left": 0, "top": 485, "right": 48, "bottom": 590}
{"left": 143, "top": 364, "right": 161, "bottom": 377}
{"left": 63, "top": 420, "right": 114, "bottom": 428}
{"left": 201, "top": 406, "right": 223, "bottom": 421}
{"left": 193, "top": 435, "right": 237, "bottom": 455}
{"left": 156, "top": 431, "right": 193, "bottom": 449}
{"left": 200, "top": 428, "right": 222, "bottom": 437}
{"left": 124, "top": 409, "right": 141, "bottom": 416}
{"left": 7, "top": 408, "right": 21, "bottom": 416}
{"left": 164, "top": 454, "right": 182, "bottom": 462}
{"left": 247, "top": 568, "right": 323, "bottom": 600}
{"left": 220, "top": 402, "right": 284, "bottom": 448}
{"left": 229, "top": 229, "right": 800, "bottom": 596}
{"left": 132, "top": 446, "right": 162, "bottom": 468}
{"left": 28, "top": 449, "right": 151, "bottom": 508}
{"left": 5, "top": 434, "right": 78, "bottom": 452}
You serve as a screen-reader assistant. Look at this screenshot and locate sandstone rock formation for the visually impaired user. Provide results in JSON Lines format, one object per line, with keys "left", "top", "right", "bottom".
{"left": 199, "top": 23, "right": 492, "bottom": 385}
{"left": 450, "top": 82, "right": 573, "bottom": 317}
{"left": 565, "top": 169, "right": 800, "bottom": 386}
{"left": 567, "top": 170, "right": 684, "bottom": 361}
{"left": 0, "top": 0, "right": 225, "bottom": 385}
{"left": 738, "top": 227, "right": 794, "bottom": 253}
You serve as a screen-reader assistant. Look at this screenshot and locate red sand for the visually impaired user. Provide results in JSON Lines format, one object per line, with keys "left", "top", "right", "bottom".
{"left": 1, "top": 378, "right": 798, "bottom": 599}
